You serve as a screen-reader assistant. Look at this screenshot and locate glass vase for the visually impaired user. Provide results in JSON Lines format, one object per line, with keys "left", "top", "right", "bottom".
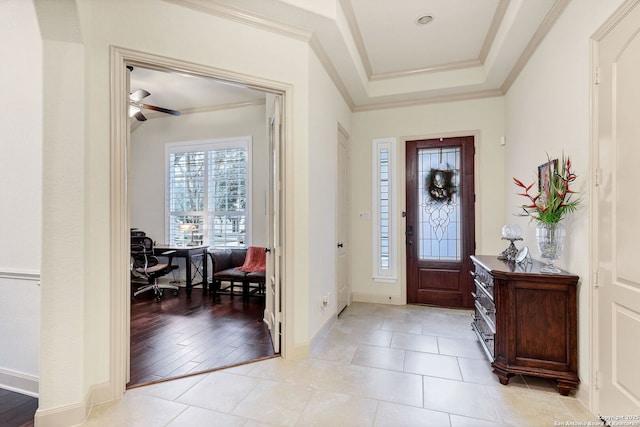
{"left": 536, "top": 222, "right": 566, "bottom": 273}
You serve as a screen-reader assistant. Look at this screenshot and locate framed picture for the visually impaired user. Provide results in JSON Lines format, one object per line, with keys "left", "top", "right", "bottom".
{"left": 538, "top": 159, "right": 558, "bottom": 193}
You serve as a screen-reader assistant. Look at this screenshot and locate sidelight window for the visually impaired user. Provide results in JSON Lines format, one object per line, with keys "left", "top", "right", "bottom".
{"left": 372, "top": 137, "right": 397, "bottom": 281}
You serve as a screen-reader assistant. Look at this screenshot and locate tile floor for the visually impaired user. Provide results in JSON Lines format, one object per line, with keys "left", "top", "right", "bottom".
{"left": 80, "top": 302, "right": 602, "bottom": 426}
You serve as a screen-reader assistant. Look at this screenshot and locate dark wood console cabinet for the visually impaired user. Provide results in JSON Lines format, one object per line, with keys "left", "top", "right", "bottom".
{"left": 470, "top": 255, "right": 579, "bottom": 395}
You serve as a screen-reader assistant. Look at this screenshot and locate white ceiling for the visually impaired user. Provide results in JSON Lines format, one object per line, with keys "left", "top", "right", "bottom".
{"left": 130, "top": 0, "right": 566, "bottom": 118}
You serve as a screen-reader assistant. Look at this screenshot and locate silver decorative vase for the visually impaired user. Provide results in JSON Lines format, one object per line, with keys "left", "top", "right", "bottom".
{"left": 536, "top": 222, "right": 566, "bottom": 273}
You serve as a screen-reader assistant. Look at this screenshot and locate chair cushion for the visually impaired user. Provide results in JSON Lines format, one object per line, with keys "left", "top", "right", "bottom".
{"left": 246, "top": 271, "right": 265, "bottom": 283}
{"left": 214, "top": 268, "right": 247, "bottom": 281}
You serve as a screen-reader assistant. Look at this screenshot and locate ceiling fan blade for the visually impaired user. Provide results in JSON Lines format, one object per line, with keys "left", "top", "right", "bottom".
{"left": 134, "top": 111, "right": 147, "bottom": 121}
{"left": 142, "top": 104, "right": 181, "bottom": 116}
{"left": 130, "top": 89, "right": 151, "bottom": 102}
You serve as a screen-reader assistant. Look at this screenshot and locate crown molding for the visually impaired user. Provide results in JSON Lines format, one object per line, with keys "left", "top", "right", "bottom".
{"left": 501, "top": 0, "right": 570, "bottom": 93}
{"left": 370, "top": 59, "right": 483, "bottom": 81}
{"left": 353, "top": 88, "right": 504, "bottom": 113}
{"left": 162, "top": 0, "right": 312, "bottom": 43}
{"left": 338, "top": 0, "right": 372, "bottom": 78}
{"left": 480, "top": 0, "right": 510, "bottom": 63}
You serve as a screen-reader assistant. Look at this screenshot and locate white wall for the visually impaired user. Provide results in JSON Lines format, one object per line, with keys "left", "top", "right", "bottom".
{"left": 307, "top": 51, "right": 352, "bottom": 339}
{"left": 504, "top": 0, "right": 625, "bottom": 408}
{"left": 33, "top": 0, "right": 346, "bottom": 420}
{"left": 350, "top": 97, "right": 506, "bottom": 303}
{"left": 0, "top": 0, "right": 42, "bottom": 397}
{"left": 130, "top": 103, "right": 268, "bottom": 247}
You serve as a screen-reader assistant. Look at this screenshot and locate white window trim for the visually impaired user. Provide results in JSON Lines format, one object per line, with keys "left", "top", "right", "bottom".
{"left": 372, "top": 137, "right": 397, "bottom": 281}
{"left": 165, "top": 136, "right": 252, "bottom": 246}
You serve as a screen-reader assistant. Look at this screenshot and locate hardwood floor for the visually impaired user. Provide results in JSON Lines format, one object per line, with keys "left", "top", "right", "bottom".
{"left": 0, "top": 389, "right": 37, "bottom": 427}
{"left": 129, "top": 287, "right": 276, "bottom": 388}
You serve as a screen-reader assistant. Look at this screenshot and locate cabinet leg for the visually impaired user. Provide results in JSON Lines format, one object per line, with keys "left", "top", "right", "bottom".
{"left": 557, "top": 381, "right": 575, "bottom": 396}
{"left": 492, "top": 367, "right": 511, "bottom": 385}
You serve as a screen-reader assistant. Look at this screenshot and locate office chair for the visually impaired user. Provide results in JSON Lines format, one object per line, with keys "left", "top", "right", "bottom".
{"left": 130, "top": 236, "right": 179, "bottom": 302}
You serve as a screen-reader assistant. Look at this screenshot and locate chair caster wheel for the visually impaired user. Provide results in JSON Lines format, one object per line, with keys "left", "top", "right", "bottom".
{"left": 172, "top": 290, "right": 179, "bottom": 296}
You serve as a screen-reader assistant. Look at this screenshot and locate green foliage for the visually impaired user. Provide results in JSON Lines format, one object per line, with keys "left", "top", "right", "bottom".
{"left": 513, "top": 154, "right": 581, "bottom": 224}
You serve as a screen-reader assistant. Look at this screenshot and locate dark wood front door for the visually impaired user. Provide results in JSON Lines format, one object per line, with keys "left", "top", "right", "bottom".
{"left": 406, "top": 136, "right": 475, "bottom": 307}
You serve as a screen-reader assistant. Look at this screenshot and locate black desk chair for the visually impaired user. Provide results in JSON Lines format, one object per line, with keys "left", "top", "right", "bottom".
{"left": 131, "top": 236, "right": 179, "bottom": 302}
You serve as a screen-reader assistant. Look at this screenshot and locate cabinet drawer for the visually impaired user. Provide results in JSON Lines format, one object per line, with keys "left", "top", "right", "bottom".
{"left": 472, "top": 313, "right": 495, "bottom": 360}
{"left": 473, "top": 283, "right": 496, "bottom": 329}
{"left": 471, "top": 267, "right": 494, "bottom": 300}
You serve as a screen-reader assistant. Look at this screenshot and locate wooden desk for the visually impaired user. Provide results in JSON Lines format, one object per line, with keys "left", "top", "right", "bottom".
{"left": 154, "top": 245, "right": 208, "bottom": 296}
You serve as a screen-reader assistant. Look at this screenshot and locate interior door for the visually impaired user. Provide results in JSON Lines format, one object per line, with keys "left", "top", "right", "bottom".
{"left": 406, "top": 137, "right": 475, "bottom": 307}
{"left": 596, "top": 2, "right": 640, "bottom": 415}
{"left": 336, "top": 128, "right": 350, "bottom": 314}
{"left": 264, "top": 94, "right": 282, "bottom": 353}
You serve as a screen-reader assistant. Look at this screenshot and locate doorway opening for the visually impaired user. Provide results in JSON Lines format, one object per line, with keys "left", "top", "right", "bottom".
{"left": 110, "top": 47, "right": 286, "bottom": 394}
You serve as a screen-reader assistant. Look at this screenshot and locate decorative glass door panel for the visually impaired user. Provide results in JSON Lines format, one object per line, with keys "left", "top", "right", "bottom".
{"left": 417, "top": 147, "right": 461, "bottom": 261}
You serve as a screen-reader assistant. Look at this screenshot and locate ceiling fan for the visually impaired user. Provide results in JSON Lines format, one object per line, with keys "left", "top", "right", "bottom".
{"left": 129, "top": 88, "right": 182, "bottom": 122}
{"left": 127, "top": 66, "right": 182, "bottom": 122}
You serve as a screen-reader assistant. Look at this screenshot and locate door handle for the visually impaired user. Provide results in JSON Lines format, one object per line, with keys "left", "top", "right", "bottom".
{"left": 265, "top": 248, "right": 271, "bottom": 253}
{"left": 337, "top": 243, "right": 344, "bottom": 248}
{"left": 407, "top": 240, "right": 413, "bottom": 246}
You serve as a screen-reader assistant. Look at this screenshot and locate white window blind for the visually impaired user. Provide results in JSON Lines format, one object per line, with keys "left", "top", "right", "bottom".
{"left": 372, "top": 137, "right": 397, "bottom": 281}
{"left": 166, "top": 137, "right": 251, "bottom": 247}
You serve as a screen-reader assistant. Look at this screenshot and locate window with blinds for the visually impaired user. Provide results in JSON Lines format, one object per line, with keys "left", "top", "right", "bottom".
{"left": 166, "top": 137, "right": 251, "bottom": 247}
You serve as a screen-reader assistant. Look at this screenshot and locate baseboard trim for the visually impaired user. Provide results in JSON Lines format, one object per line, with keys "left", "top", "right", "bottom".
{"left": 352, "top": 292, "right": 402, "bottom": 305}
{"left": 310, "top": 314, "right": 337, "bottom": 353}
{"left": 34, "top": 400, "right": 88, "bottom": 427}
{"left": 0, "top": 367, "right": 38, "bottom": 398}
{"left": 33, "top": 380, "right": 115, "bottom": 427}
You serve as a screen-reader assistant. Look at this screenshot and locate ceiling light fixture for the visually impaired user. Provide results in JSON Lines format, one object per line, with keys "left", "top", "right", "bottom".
{"left": 416, "top": 14, "right": 434, "bottom": 26}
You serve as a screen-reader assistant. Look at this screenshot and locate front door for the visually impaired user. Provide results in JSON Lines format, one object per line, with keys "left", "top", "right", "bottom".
{"left": 406, "top": 137, "right": 475, "bottom": 307}
{"left": 595, "top": 1, "right": 640, "bottom": 415}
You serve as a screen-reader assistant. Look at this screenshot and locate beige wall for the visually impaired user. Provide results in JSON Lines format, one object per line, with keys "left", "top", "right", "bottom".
{"left": 0, "top": 0, "right": 42, "bottom": 397}
{"left": 34, "top": 0, "right": 349, "bottom": 421}
{"left": 504, "top": 0, "right": 625, "bottom": 408}
{"left": 350, "top": 97, "right": 506, "bottom": 303}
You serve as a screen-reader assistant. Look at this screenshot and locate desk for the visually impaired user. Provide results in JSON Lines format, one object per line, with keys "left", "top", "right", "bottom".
{"left": 154, "top": 245, "right": 208, "bottom": 296}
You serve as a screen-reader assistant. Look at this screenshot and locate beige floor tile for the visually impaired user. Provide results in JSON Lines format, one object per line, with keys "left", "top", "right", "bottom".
{"left": 81, "top": 394, "right": 188, "bottom": 427}
{"left": 437, "top": 336, "right": 486, "bottom": 359}
{"left": 457, "top": 357, "right": 502, "bottom": 385}
{"left": 449, "top": 414, "right": 505, "bottom": 427}
{"left": 403, "top": 351, "right": 462, "bottom": 380}
{"left": 390, "top": 332, "right": 439, "bottom": 353}
{"left": 78, "top": 302, "right": 600, "bottom": 426}
{"left": 486, "top": 385, "right": 575, "bottom": 426}
{"left": 423, "top": 376, "right": 498, "bottom": 421}
{"left": 296, "top": 390, "right": 378, "bottom": 427}
{"left": 559, "top": 397, "right": 603, "bottom": 423}
{"left": 355, "top": 368, "right": 424, "bottom": 407}
{"left": 381, "top": 318, "right": 424, "bottom": 334}
{"left": 374, "top": 401, "right": 451, "bottom": 427}
{"left": 125, "top": 374, "right": 206, "bottom": 401}
{"left": 231, "top": 379, "right": 315, "bottom": 426}
{"left": 175, "top": 371, "right": 259, "bottom": 413}
{"left": 166, "top": 406, "right": 245, "bottom": 426}
{"left": 351, "top": 344, "right": 406, "bottom": 371}
{"left": 350, "top": 328, "right": 394, "bottom": 347}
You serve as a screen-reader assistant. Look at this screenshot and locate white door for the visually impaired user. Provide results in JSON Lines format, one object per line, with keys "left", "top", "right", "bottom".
{"left": 336, "top": 128, "right": 350, "bottom": 314}
{"left": 595, "top": 0, "right": 640, "bottom": 416}
{"left": 264, "top": 94, "right": 282, "bottom": 353}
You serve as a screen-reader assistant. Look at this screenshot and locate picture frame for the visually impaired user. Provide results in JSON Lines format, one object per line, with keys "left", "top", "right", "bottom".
{"left": 538, "top": 158, "right": 558, "bottom": 193}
